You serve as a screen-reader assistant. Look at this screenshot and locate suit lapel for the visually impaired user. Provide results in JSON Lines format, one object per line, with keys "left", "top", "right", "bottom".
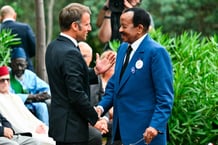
{"left": 57, "top": 35, "right": 77, "bottom": 48}
{"left": 117, "top": 36, "right": 149, "bottom": 91}
{"left": 114, "top": 43, "right": 128, "bottom": 86}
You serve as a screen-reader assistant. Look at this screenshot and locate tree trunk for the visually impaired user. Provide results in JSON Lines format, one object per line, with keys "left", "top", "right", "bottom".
{"left": 35, "top": 0, "right": 47, "bottom": 82}
{"left": 46, "top": 0, "right": 54, "bottom": 45}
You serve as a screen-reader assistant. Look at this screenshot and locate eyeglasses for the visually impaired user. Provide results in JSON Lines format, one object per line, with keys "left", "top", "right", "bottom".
{"left": 0, "top": 78, "right": 10, "bottom": 83}
{"left": 129, "top": 137, "right": 148, "bottom": 145}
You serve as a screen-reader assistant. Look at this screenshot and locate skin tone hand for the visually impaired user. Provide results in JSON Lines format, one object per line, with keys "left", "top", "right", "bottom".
{"left": 94, "top": 52, "right": 115, "bottom": 75}
{"left": 94, "top": 118, "right": 109, "bottom": 134}
{"left": 124, "top": 0, "right": 141, "bottom": 9}
{"left": 94, "top": 107, "right": 108, "bottom": 134}
{"left": 27, "top": 92, "right": 50, "bottom": 103}
{"left": 104, "top": 0, "right": 109, "bottom": 7}
{"left": 143, "top": 127, "right": 158, "bottom": 144}
{"left": 124, "top": 0, "right": 134, "bottom": 9}
{"left": 94, "top": 106, "right": 103, "bottom": 118}
{"left": 35, "top": 124, "right": 47, "bottom": 134}
{"left": 4, "top": 127, "right": 14, "bottom": 139}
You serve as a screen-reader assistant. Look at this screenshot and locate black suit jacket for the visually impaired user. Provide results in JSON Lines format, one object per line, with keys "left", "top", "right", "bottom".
{"left": 1, "top": 20, "right": 36, "bottom": 70}
{"left": 45, "top": 35, "right": 99, "bottom": 143}
{"left": 0, "top": 113, "right": 14, "bottom": 137}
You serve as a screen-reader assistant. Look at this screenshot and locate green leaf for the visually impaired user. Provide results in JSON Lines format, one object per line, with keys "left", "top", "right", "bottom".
{"left": 0, "top": 29, "right": 21, "bottom": 66}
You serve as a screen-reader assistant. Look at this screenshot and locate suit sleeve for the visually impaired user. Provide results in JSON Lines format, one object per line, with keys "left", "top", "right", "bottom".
{"left": 26, "top": 24, "right": 36, "bottom": 58}
{"left": 64, "top": 50, "right": 98, "bottom": 125}
{"left": 0, "top": 113, "right": 14, "bottom": 137}
{"left": 88, "top": 68, "right": 98, "bottom": 85}
{"left": 150, "top": 46, "right": 174, "bottom": 132}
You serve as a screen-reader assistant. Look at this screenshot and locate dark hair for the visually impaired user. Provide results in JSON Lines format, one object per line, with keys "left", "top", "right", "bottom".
{"left": 59, "top": 3, "right": 91, "bottom": 31}
{"left": 123, "top": 7, "right": 151, "bottom": 32}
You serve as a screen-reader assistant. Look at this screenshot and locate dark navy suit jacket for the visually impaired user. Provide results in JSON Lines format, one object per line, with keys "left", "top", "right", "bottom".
{"left": 0, "top": 113, "right": 14, "bottom": 137}
{"left": 45, "top": 35, "right": 99, "bottom": 143}
{"left": 1, "top": 20, "right": 36, "bottom": 71}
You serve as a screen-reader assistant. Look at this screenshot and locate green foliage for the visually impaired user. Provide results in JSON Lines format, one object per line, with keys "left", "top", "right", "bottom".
{"left": 141, "top": 0, "right": 218, "bottom": 36}
{"left": 0, "top": 29, "right": 21, "bottom": 66}
{"left": 150, "top": 29, "right": 218, "bottom": 144}
{"left": 109, "top": 39, "right": 121, "bottom": 52}
{"left": 1, "top": 0, "right": 217, "bottom": 54}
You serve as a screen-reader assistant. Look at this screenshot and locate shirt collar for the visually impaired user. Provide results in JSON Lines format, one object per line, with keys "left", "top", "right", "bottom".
{"left": 130, "top": 33, "right": 147, "bottom": 51}
{"left": 60, "top": 32, "right": 78, "bottom": 47}
{"left": 2, "top": 18, "right": 15, "bottom": 23}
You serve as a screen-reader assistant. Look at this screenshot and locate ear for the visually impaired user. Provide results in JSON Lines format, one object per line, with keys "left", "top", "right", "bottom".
{"left": 13, "top": 13, "right": 17, "bottom": 20}
{"left": 71, "top": 22, "right": 79, "bottom": 31}
{"left": 137, "top": 24, "right": 144, "bottom": 34}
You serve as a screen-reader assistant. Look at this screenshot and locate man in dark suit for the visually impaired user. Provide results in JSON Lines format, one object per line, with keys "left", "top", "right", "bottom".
{"left": 97, "top": 8, "right": 174, "bottom": 145}
{"left": 0, "top": 5, "right": 36, "bottom": 71}
{"left": 45, "top": 3, "right": 115, "bottom": 145}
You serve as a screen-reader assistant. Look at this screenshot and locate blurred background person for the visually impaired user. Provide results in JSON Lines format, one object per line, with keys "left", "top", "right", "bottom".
{"left": 0, "top": 5, "right": 36, "bottom": 71}
{"left": 97, "top": 0, "right": 154, "bottom": 50}
{"left": 79, "top": 42, "right": 120, "bottom": 145}
{"left": 79, "top": 41, "right": 105, "bottom": 145}
{"left": 9, "top": 47, "right": 50, "bottom": 125}
{"left": 0, "top": 65, "right": 55, "bottom": 145}
{"left": 99, "top": 50, "right": 122, "bottom": 145}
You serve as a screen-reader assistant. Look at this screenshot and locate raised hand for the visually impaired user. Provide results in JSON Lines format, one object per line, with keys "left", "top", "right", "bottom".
{"left": 94, "top": 51, "right": 116, "bottom": 75}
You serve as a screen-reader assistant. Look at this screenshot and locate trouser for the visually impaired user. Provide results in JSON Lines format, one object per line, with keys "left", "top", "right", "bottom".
{"left": 56, "top": 126, "right": 102, "bottom": 145}
{"left": 56, "top": 141, "right": 88, "bottom": 145}
{"left": 88, "top": 126, "right": 102, "bottom": 145}
{"left": 0, "top": 134, "right": 39, "bottom": 145}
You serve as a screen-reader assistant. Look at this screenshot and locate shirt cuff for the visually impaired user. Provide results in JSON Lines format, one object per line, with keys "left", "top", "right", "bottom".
{"left": 97, "top": 105, "right": 104, "bottom": 114}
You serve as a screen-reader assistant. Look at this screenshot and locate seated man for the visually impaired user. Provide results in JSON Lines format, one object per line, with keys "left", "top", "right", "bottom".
{"left": 0, "top": 112, "right": 39, "bottom": 145}
{"left": 0, "top": 65, "right": 55, "bottom": 145}
{"left": 9, "top": 47, "right": 50, "bottom": 125}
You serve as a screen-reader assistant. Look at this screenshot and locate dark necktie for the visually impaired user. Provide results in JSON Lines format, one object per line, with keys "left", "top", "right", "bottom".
{"left": 120, "top": 45, "right": 132, "bottom": 80}
{"left": 76, "top": 45, "right": 80, "bottom": 51}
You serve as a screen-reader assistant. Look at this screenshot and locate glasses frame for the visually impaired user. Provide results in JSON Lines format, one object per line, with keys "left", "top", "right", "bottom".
{"left": 0, "top": 78, "right": 10, "bottom": 83}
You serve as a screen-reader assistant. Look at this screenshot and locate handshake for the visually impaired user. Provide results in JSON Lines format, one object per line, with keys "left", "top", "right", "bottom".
{"left": 93, "top": 106, "right": 109, "bottom": 134}
{"left": 26, "top": 92, "right": 51, "bottom": 103}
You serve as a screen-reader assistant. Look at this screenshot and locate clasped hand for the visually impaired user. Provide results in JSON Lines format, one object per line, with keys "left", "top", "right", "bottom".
{"left": 26, "top": 92, "right": 51, "bottom": 103}
{"left": 94, "top": 118, "right": 108, "bottom": 134}
{"left": 93, "top": 106, "right": 108, "bottom": 134}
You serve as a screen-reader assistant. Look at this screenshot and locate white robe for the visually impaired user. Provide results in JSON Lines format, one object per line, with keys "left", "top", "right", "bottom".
{"left": 0, "top": 93, "right": 55, "bottom": 145}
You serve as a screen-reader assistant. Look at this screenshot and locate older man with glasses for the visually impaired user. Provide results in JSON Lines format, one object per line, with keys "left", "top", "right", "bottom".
{"left": 0, "top": 65, "right": 55, "bottom": 145}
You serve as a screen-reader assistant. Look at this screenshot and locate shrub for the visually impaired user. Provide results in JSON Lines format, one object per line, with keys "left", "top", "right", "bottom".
{"left": 150, "top": 29, "right": 218, "bottom": 145}
{"left": 0, "top": 29, "right": 21, "bottom": 66}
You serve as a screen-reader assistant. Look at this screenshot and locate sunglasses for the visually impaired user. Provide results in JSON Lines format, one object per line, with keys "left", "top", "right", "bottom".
{"left": 0, "top": 78, "right": 10, "bottom": 83}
